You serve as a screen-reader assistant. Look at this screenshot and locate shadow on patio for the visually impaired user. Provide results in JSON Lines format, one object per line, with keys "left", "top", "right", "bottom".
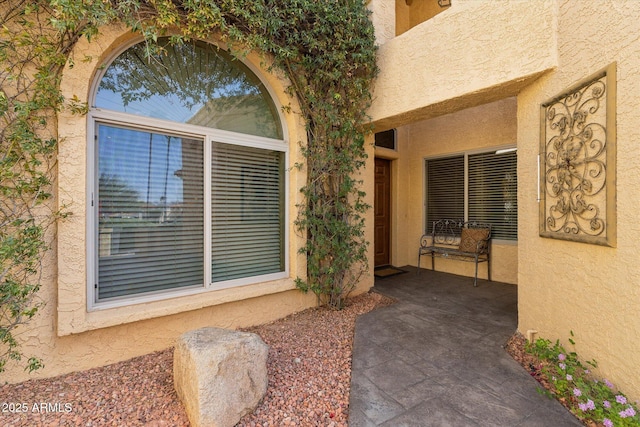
{"left": 349, "top": 266, "right": 581, "bottom": 426}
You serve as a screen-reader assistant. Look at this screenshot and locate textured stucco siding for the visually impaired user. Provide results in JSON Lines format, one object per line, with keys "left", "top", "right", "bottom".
{"left": 368, "top": 0, "right": 395, "bottom": 45}
{"left": 518, "top": 0, "right": 640, "bottom": 401}
{"left": 370, "top": 0, "right": 558, "bottom": 132}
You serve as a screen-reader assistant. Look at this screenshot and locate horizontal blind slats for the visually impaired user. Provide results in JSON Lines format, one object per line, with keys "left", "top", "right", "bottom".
{"left": 425, "top": 151, "right": 517, "bottom": 240}
{"left": 211, "top": 142, "right": 284, "bottom": 283}
{"left": 468, "top": 151, "right": 517, "bottom": 240}
{"left": 426, "top": 156, "right": 465, "bottom": 229}
{"left": 97, "top": 125, "right": 205, "bottom": 300}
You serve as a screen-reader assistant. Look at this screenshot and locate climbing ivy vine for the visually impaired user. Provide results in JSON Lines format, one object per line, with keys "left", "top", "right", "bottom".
{"left": 1, "top": 0, "right": 377, "bottom": 372}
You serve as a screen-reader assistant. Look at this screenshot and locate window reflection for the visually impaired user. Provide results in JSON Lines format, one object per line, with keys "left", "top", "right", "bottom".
{"left": 97, "top": 124, "right": 204, "bottom": 299}
{"left": 95, "top": 39, "right": 282, "bottom": 139}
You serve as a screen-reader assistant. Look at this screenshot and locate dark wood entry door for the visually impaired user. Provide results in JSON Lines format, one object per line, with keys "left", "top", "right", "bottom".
{"left": 374, "top": 158, "right": 391, "bottom": 267}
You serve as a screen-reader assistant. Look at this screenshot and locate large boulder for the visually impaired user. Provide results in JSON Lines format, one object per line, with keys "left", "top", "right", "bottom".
{"left": 174, "top": 327, "right": 269, "bottom": 427}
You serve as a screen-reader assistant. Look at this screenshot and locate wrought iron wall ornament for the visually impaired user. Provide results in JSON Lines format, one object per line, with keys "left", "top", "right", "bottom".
{"left": 539, "top": 63, "right": 617, "bottom": 247}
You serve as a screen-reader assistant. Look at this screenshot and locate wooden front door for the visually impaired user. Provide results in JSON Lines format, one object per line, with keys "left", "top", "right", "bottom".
{"left": 374, "top": 158, "right": 391, "bottom": 267}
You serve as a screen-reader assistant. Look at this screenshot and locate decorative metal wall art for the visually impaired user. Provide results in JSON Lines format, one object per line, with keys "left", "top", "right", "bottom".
{"left": 539, "top": 63, "right": 616, "bottom": 247}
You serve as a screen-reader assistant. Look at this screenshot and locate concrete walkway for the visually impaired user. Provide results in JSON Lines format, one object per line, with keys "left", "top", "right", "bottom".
{"left": 349, "top": 267, "right": 582, "bottom": 426}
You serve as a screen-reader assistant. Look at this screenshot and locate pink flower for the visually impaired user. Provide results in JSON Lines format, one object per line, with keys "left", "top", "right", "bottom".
{"left": 604, "top": 379, "right": 614, "bottom": 389}
{"left": 566, "top": 374, "right": 573, "bottom": 381}
{"left": 573, "top": 388, "right": 582, "bottom": 397}
{"left": 616, "top": 395, "right": 627, "bottom": 405}
{"left": 619, "top": 407, "right": 636, "bottom": 418}
{"left": 603, "top": 400, "right": 611, "bottom": 409}
{"left": 558, "top": 353, "right": 566, "bottom": 361}
{"left": 603, "top": 419, "right": 613, "bottom": 427}
{"left": 577, "top": 400, "right": 595, "bottom": 412}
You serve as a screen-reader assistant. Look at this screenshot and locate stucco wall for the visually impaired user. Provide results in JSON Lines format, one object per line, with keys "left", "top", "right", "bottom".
{"left": 370, "top": 0, "right": 557, "bottom": 132}
{"left": 518, "top": 0, "right": 640, "bottom": 402}
{"left": 389, "top": 98, "right": 518, "bottom": 284}
{"left": 368, "top": 0, "right": 395, "bottom": 45}
{"left": 2, "top": 26, "right": 326, "bottom": 384}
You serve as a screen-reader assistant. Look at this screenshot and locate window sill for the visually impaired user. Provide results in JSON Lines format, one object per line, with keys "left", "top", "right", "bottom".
{"left": 57, "top": 276, "right": 298, "bottom": 336}
{"left": 492, "top": 239, "right": 518, "bottom": 246}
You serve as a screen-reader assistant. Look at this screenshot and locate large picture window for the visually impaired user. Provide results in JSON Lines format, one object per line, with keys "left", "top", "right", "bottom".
{"left": 425, "top": 149, "right": 517, "bottom": 240}
{"left": 90, "top": 38, "right": 287, "bottom": 305}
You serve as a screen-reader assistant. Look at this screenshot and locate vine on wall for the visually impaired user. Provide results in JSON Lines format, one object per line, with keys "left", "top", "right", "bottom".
{"left": 1, "top": 0, "right": 377, "bottom": 372}
{"left": 0, "top": 1, "right": 81, "bottom": 373}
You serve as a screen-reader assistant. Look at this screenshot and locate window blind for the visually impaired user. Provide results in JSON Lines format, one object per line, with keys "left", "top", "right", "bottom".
{"left": 468, "top": 151, "right": 517, "bottom": 240}
{"left": 211, "top": 142, "right": 284, "bottom": 282}
{"left": 97, "top": 125, "right": 204, "bottom": 300}
{"left": 425, "top": 156, "right": 465, "bottom": 231}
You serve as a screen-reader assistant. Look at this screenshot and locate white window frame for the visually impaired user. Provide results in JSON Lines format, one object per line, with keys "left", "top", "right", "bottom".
{"left": 423, "top": 145, "right": 517, "bottom": 243}
{"left": 87, "top": 99, "right": 289, "bottom": 310}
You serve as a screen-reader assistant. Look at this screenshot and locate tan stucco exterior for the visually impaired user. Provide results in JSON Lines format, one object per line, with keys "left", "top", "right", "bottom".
{"left": 4, "top": 0, "right": 640, "bottom": 406}
{"left": 517, "top": 1, "right": 640, "bottom": 401}
{"left": 369, "top": 0, "right": 557, "bottom": 132}
{"left": 368, "top": 0, "right": 640, "bottom": 403}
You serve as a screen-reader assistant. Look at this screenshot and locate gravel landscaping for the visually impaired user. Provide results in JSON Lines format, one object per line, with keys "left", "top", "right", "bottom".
{"left": 0, "top": 291, "right": 393, "bottom": 427}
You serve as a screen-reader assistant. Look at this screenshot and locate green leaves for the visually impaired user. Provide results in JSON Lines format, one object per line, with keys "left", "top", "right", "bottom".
{"left": 526, "top": 334, "right": 640, "bottom": 426}
{"left": 1, "top": 0, "right": 377, "bottom": 379}
{"left": 0, "top": 0, "right": 72, "bottom": 374}
{"left": 126, "top": 0, "right": 378, "bottom": 310}
{"left": 190, "top": 0, "right": 379, "bottom": 309}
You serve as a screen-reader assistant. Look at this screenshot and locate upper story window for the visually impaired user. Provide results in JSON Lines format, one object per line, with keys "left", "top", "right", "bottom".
{"left": 90, "top": 38, "right": 287, "bottom": 307}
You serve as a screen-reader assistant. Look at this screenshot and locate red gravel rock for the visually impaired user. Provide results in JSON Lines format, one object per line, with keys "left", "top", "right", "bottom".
{"left": 0, "top": 291, "right": 393, "bottom": 427}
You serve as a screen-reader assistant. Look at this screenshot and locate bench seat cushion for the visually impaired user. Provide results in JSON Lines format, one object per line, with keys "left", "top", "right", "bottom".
{"left": 458, "top": 228, "right": 490, "bottom": 253}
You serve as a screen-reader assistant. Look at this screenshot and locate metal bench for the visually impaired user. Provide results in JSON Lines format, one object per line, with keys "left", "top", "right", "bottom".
{"left": 418, "top": 219, "right": 491, "bottom": 287}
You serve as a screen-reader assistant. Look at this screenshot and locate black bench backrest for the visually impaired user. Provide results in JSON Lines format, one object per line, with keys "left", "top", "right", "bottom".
{"left": 430, "top": 219, "right": 492, "bottom": 248}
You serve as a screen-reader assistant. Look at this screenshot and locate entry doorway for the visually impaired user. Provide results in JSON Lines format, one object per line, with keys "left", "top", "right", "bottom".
{"left": 374, "top": 158, "right": 391, "bottom": 267}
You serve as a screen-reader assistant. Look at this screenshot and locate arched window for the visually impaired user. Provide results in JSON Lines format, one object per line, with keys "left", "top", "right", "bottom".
{"left": 90, "top": 38, "right": 287, "bottom": 305}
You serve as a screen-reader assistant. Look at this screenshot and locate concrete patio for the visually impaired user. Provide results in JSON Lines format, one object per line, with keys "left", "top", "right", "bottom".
{"left": 349, "top": 267, "right": 582, "bottom": 426}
